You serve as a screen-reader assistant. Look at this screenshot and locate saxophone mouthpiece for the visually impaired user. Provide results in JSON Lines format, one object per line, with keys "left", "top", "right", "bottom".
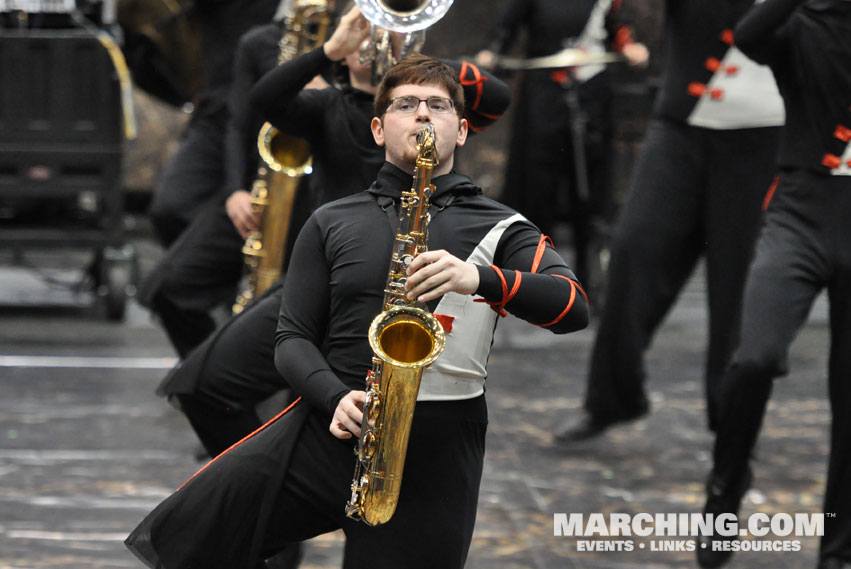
{"left": 416, "top": 123, "right": 438, "bottom": 163}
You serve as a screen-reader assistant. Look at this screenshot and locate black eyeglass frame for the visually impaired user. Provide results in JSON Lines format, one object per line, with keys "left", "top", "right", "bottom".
{"left": 385, "top": 96, "right": 456, "bottom": 114}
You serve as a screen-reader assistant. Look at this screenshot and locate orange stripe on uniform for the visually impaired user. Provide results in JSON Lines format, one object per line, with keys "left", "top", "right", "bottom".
{"left": 177, "top": 397, "right": 303, "bottom": 491}
{"left": 531, "top": 234, "right": 555, "bottom": 274}
{"left": 535, "top": 275, "right": 589, "bottom": 328}
{"left": 762, "top": 175, "right": 780, "bottom": 211}
{"left": 474, "top": 265, "right": 510, "bottom": 317}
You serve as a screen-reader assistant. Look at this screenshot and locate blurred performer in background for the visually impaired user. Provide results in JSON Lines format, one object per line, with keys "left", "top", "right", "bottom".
{"left": 126, "top": 53, "right": 588, "bottom": 569}
{"left": 153, "top": 5, "right": 510, "bottom": 458}
{"left": 698, "top": 1, "right": 851, "bottom": 568}
{"left": 556, "top": 0, "right": 785, "bottom": 443}
{"left": 138, "top": 2, "right": 334, "bottom": 359}
{"left": 475, "top": 0, "right": 648, "bottom": 296}
{"left": 145, "top": 0, "right": 283, "bottom": 246}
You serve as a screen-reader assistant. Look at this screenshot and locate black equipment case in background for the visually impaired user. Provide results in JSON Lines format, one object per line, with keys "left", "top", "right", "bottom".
{"left": 0, "top": 8, "right": 137, "bottom": 320}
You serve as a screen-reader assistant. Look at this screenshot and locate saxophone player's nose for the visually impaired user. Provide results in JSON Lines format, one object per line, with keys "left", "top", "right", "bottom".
{"left": 414, "top": 104, "right": 431, "bottom": 122}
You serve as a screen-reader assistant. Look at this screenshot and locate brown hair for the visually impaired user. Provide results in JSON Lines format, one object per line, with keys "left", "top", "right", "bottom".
{"left": 373, "top": 53, "right": 465, "bottom": 119}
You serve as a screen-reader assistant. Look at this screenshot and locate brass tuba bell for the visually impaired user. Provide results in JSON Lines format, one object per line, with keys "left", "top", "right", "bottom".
{"left": 355, "top": 0, "right": 453, "bottom": 32}
{"left": 354, "top": 0, "right": 454, "bottom": 83}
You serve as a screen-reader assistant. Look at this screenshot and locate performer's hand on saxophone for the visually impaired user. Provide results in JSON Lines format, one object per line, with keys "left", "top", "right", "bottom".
{"left": 225, "top": 189, "right": 261, "bottom": 239}
{"left": 404, "top": 249, "right": 480, "bottom": 303}
{"left": 331, "top": 390, "right": 367, "bottom": 439}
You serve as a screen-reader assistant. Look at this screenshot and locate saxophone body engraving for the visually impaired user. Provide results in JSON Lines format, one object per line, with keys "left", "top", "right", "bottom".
{"left": 345, "top": 124, "right": 446, "bottom": 526}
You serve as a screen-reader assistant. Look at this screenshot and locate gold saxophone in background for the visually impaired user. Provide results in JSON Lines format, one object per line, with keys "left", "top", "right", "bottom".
{"left": 345, "top": 123, "right": 446, "bottom": 526}
{"left": 233, "top": 0, "right": 334, "bottom": 314}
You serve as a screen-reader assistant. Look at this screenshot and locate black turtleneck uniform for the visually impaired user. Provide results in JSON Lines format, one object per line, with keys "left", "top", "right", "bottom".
{"left": 126, "top": 163, "right": 589, "bottom": 569}
{"left": 707, "top": 2, "right": 851, "bottom": 566}
{"left": 147, "top": 0, "right": 280, "bottom": 246}
{"left": 576, "top": 0, "right": 785, "bottom": 434}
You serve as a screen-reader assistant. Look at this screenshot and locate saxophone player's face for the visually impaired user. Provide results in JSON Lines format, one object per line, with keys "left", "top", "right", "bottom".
{"left": 371, "top": 83, "right": 468, "bottom": 176}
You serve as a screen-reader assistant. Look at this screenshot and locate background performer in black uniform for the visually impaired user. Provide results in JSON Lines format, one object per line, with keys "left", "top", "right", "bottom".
{"left": 698, "top": 1, "right": 851, "bottom": 568}
{"left": 556, "top": 0, "right": 786, "bottom": 443}
{"left": 146, "top": 0, "right": 282, "bottom": 247}
{"left": 475, "top": 0, "right": 648, "bottom": 290}
{"left": 138, "top": 11, "right": 339, "bottom": 359}
{"left": 125, "top": 53, "right": 588, "bottom": 569}
{"left": 150, "top": 5, "right": 510, "bottom": 461}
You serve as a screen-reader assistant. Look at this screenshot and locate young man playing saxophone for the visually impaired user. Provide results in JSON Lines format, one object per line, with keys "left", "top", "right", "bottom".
{"left": 127, "top": 53, "right": 588, "bottom": 569}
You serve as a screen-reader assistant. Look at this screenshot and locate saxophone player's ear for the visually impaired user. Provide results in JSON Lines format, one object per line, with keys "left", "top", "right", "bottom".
{"left": 455, "top": 118, "right": 469, "bottom": 148}
{"left": 371, "top": 116, "right": 386, "bottom": 146}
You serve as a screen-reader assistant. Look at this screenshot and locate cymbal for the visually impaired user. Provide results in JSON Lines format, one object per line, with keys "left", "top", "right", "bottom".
{"left": 499, "top": 48, "right": 623, "bottom": 70}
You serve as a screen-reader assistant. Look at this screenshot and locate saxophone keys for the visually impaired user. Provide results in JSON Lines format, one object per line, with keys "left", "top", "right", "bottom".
{"left": 359, "top": 431, "right": 377, "bottom": 461}
{"left": 366, "top": 394, "right": 381, "bottom": 425}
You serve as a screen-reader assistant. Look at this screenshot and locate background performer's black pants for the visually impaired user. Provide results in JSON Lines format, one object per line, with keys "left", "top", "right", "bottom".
{"left": 712, "top": 170, "right": 851, "bottom": 564}
{"left": 585, "top": 120, "right": 780, "bottom": 429}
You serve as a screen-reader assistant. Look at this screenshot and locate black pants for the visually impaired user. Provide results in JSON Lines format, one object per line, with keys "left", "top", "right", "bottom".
{"left": 164, "top": 286, "right": 289, "bottom": 456}
{"left": 126, "top": 396, "right": 488, "bottom": 569}
{"left": 140, "top": 198, "right": 246, "bottom": 357}
{"left": 261, "top": 398, "right": 487, "bottom": 568}
{"left": 712, "top": 170, "right": 851, "bottom": 563}
{"left": 584, "top": 120, "right": 780, "bottom": 429}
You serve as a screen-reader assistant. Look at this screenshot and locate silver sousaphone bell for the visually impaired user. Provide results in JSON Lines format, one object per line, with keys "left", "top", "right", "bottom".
{"left": 354, "top": 0, "right": 454, "bottom": 84}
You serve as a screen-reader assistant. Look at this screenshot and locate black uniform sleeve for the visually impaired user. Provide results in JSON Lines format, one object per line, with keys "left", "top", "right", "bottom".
{"left": 733, "top": 0, "right": 803, "bottom": 66}
{"left": 222, "top": 27, "right": 275, "bottom": 199}
{"left": 248, "top": 46, "right": 335, "bottom": 136}
{"left": 274, "top": 215, "right": 350, "bottom": 416}
{"left": 475, "top": 222, "right": 590, "bottom": 334}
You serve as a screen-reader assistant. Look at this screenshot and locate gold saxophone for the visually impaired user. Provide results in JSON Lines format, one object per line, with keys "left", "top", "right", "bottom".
{"left": 345, "top": 124, "right": 446, "bottom": 526}
{"left": 233, "top": 0, "right": 333, "bottom": 314}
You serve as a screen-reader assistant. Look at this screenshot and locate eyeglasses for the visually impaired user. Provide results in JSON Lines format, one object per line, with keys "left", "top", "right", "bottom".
{"left": 386, "top": 96, "right": 455, "bottom": 114}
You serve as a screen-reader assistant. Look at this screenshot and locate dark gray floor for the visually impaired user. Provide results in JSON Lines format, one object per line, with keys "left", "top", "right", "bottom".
{"left": 0, "top": 235, "right": 832, "bottom": 569}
